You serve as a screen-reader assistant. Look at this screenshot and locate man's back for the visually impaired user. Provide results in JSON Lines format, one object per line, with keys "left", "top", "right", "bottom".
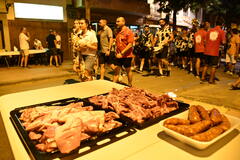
{"left": 194, "top": 29, "right": 207, "bottom": 53}
{"left": 205, "top": 26, "right": 225, "bottom": 56}
{"left": 99, "top": 25, "right": 113, "bottom": 53}
{"left": 46, "top": 34, "right": 56, "bottom": 49}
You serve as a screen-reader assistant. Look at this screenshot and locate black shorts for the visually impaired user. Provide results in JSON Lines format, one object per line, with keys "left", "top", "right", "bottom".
{"left": 49, "top": 48, "right": 57, "bottom": 56}
{"left": 203, "top": 55, "right": 219, "bottom": 67}
{"left": 176, "top": 48, "right": 181, "bottom": 57}
{"left": 156, "top": 46, "right": 168, "bottom": 59}
{"left": 188, "top": 48, "right": 195, "bottom": 58}
{"left": 99, "top": 52, "right": 110, "bottom": 64}
{"left": 194, "top": 52, "right": 204, "bottom": 59}
{"left": 139, "top": 49, "right": 152, "bottom": 59}
{"left": 112, "top": 57, "right": 132, "bottom": 68}
{"left": 180, "top": 51, "right": 188, "bottom": 57}
{"left": 57, "top": 49, "right": 63, "bottom": 56}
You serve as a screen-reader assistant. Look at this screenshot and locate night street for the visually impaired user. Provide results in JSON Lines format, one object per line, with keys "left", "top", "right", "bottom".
{"left": 1, "top": 0, "right": 240, "bottom": 159}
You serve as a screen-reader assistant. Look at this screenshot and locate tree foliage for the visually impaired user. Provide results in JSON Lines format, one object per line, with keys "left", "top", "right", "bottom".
{"left": 154, "top": 0, "right": 240, "bottom": 27}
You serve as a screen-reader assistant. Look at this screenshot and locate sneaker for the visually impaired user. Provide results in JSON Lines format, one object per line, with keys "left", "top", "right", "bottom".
{"left": 195, "top": 75, "right": 200, "bottom": 79}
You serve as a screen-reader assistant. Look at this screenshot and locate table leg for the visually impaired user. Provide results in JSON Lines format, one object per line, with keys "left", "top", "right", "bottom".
{"left": 4, "top": 57, "right": 9, "bottom": 68}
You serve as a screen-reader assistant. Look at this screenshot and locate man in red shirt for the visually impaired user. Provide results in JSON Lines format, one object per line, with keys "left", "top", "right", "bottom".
{"left": 194, "top": 23, "right": 207, "bottom": 77}
{"left": 112, "top": 17, "right": 134, "bottom": 86}
{"left": 201, "top": 21, "right": 226, "bottom": 84}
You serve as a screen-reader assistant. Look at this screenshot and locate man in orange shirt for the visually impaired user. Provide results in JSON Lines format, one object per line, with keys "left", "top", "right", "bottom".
{"left": 201, "top": 21, "right": 226, "bottom": 84}
{"left": 194, "top": 23, "right": 207, "bottom": 78}
{"left": 226, "top": 28, "right": 240, "bottom": 75}
{"left": 112, "top": 17, "right": 134, "bottom": 86}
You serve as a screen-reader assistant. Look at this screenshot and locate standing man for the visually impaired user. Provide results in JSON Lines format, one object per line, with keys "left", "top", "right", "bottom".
{"left": 98, "top": 19, "right": 113, "bottom": 80}
{"left": 154, "top": 18, "right": 174, "bottom": 76}
{"left": 137, "top": 25, "right": 154, "bottom": 73}
{"left": 194, "top": 23, "right": 207, "bottom": 78}
{"left": 46, "top": 29, "right": 59, "bottom": 67}
{"left": 19, "top": 27, "right": 30, "bottom": 68}
{"left": 113, "top": 17, "right": 134, "bottom": 86}
{"left": 201, "top": 21, "right": 226, "bottom": 84}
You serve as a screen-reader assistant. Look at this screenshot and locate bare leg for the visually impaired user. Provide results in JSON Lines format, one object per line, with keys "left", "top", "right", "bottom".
{"left": 125, "top": 67, "right": 133, "bottom": 87}
{"left": 100, "top": 64, "right": 105, "bottom": 80}
{"left": 189, "top": 58, "right": 193, "bottom": 71}
{"left": 148, "top": 58, "right": 152, "bottom": 70}
{"left": 20, "top": 56, "right": 24, "bottom": 67}
{"left": 232, "top": 78, "right": 240, "bottom": 87}
{"left": 209, "top": 67, "right": 216, "bottom": 83}
{"left": 195, "top": 58, "right": 201, "bottom": 76}
{"left": 201, "top": 65, "right": 208, "bottom": 81}
{"left": 58, "top": 55, "right": 62, "bottom": 64}
{"left": 139, "top": 58, "right": 145, "bottom": 71}
{"left": 24, "top": 55, "right": 29, "bottom": 67}
{"left": 158, "top": 59, "right": 163, "bottom": 75}
{"left": 162, "top": 58, "right": 170, "bottom": 70}
{"left": 54, "top": 56, "right": 59, "bottom": 66}
{"left": 112, "top": 65, "right": 120, "bottom": 83}
{"left": 50, "top": 56, "right": 53, "bottom": 66}
{"left": 131, "top": 55, "right": 136, "bottom": 69}
{"left": 182, "top": 56, "right": 187, "bottom": 69}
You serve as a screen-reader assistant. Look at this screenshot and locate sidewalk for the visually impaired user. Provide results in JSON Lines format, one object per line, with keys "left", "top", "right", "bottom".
{"left": 0, "top": 60, "right": 75, "bottom": 86}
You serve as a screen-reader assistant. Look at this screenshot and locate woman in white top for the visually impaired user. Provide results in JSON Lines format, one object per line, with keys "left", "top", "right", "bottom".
{"left": 75, "top": 18, "right": 98, "bottom": 81}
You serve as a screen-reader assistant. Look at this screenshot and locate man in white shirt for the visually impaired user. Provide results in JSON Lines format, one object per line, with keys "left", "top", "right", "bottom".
{"left": 19, "top": 27, "right": 30, "bottom": 67}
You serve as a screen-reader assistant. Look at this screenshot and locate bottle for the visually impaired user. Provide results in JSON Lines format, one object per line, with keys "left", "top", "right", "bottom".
{"left": 14, "top": 46, "right": 18, "bottom": 51}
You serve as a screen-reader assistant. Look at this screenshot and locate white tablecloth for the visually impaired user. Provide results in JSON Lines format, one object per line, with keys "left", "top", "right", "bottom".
{"left": 0, "top": 49, "right": 48, "bottom": 56}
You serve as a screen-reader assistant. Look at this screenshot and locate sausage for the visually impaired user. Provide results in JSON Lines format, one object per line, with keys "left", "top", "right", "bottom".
{"left": 196, "top": 105, "right": 210, "bottom": 120}
{"left": 163, "top": 118, "right": 190, "bottom": 126}
{"left": 188, "top": 105, "right": 201, "bottom": 123}
{"left": 210, "top": 108, "right": 222, "bottom": 125}
{"left": 217, "top": 115, "right": 231, "bottom": 131}
{"left": 191, "top": 126, "right": 224, "bottom": 141}
{"left": 165, "top": 120, "right": 212, "bottom": 136}
{"left": 191, "top": 115, "right": 230, "bottom": 141}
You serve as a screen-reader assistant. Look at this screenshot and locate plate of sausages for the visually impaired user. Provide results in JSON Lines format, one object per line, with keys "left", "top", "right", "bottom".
{"left": 161, "top": 105, "right": 240, "bottom": 150}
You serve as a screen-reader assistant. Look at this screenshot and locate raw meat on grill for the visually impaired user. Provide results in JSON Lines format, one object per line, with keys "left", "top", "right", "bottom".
{"left": 19, "top": 102, "right": 122, "bottom": 154}
{"left": 89, "top": 87, "right": 179, "bottom": 123}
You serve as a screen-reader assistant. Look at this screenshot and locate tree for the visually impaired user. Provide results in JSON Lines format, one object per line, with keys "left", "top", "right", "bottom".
{"left": 155, "top": 0, "right": 240, "bottom": 28}
{"left": 189, "top": 0, "right": 240, "bottom": 26}
{"left": 154, "top": 0, "right": 190, "bottom": 30}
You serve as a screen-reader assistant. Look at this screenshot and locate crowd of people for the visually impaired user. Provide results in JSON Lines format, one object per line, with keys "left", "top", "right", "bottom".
{"left": 70, "top": 16, "right": 240, "bottom": 89}
{"left": 18, "top": 27, "right": 63, "bottom": 68}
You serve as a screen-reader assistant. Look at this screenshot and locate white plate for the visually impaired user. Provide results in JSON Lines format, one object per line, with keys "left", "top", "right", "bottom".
{"left": 161, "top": 111, "right": 240, "bottom": 150}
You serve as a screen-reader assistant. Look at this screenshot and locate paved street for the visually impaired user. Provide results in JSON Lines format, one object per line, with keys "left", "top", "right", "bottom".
{"left": 0, "top": 62, "right": 239, "bottom": 109}
{"left": 0, "top": 61, "right": 239, "bottom": 160}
